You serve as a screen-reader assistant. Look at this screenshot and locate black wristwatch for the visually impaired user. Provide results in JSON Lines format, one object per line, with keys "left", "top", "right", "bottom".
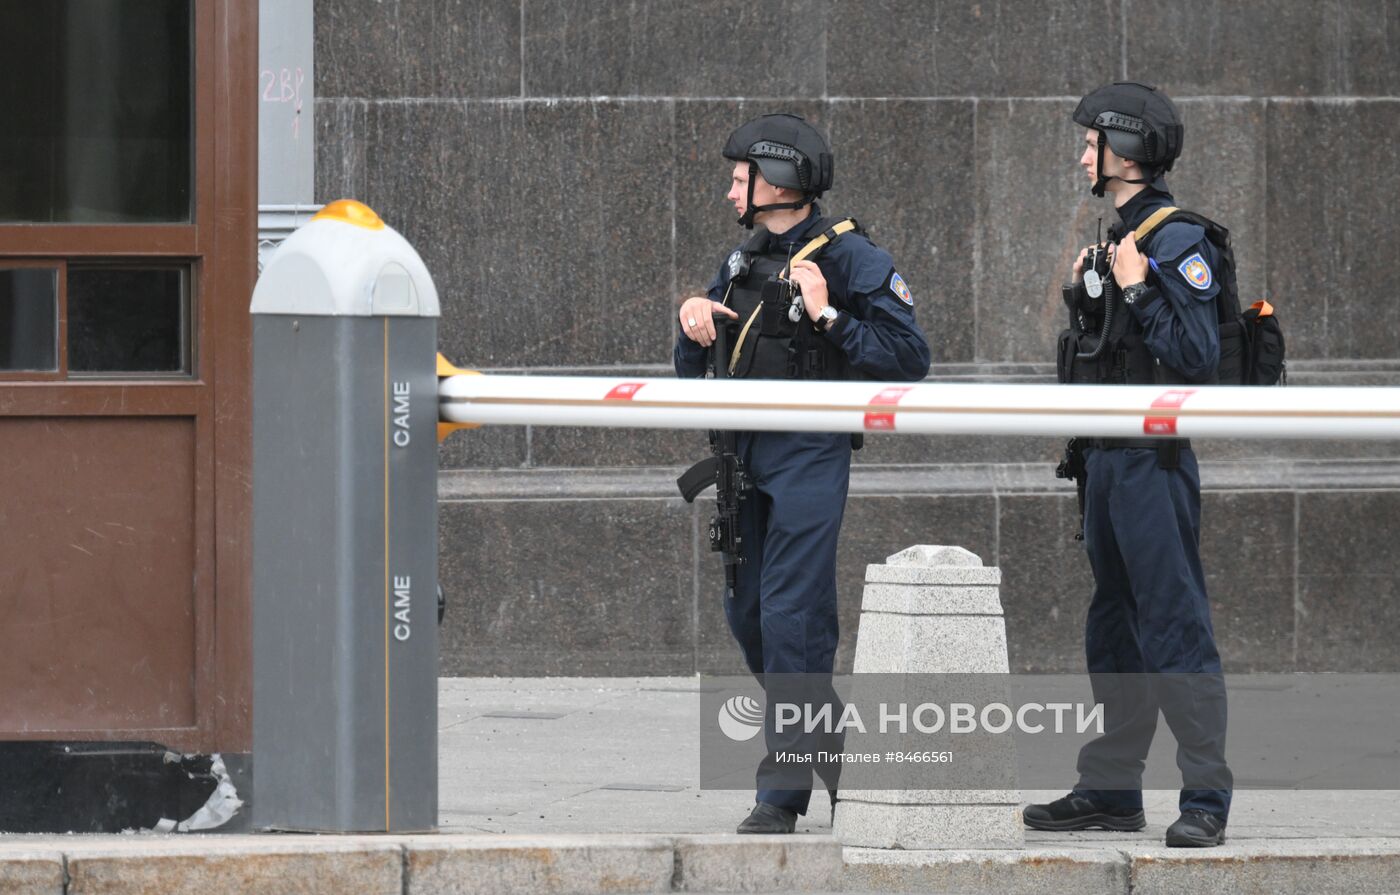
{"left": 817, "top": 305, "right": 840, "bottom": 331}
{"left": 1121, "top": 282, "right": 1150, "bottom": 306}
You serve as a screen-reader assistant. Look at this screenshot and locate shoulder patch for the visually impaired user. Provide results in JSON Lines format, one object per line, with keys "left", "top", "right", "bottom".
{"left": 1177, "top": 253, "right": 1213, "bottom": 291}
{"left": 890, "top": 272, "right": 913, "bottom": 305}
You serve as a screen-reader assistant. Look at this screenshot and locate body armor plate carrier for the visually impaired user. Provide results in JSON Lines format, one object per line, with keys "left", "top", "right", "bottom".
{"left": 719, "top": 217, "right": 865, "bottom": 381}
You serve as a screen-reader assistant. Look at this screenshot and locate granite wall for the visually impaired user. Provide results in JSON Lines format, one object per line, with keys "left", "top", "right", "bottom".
{"left": 315, "top": 0, "right": 1400, "bottom": 675}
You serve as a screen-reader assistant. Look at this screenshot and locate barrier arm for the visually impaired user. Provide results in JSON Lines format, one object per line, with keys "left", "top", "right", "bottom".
{"left": 438, "top": 366, "right": 1400, "bottom": 441}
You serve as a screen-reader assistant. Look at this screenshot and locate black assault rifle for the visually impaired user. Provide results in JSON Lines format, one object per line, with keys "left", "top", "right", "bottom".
{"left": 676, "top": 314, "right": 749, "bottom": 593}
{"left": 1056, "top": 437, "right": 1088, "bottom": 541}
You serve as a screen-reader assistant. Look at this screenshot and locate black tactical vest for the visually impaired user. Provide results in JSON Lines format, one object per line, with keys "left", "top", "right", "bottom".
{"left": 1056, "top": 222, "right": 1217, "bottom": 387}
{"left": 719, "top": 218, "right": 858, "bottom": 381}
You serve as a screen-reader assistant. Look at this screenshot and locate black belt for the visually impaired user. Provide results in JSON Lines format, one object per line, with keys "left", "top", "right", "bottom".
{"left": 1084, "top": 437, "right": 1191, "bottom": 450}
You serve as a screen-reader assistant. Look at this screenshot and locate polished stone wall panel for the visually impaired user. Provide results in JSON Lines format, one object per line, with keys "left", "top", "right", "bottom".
{"left": 310, "top": 4, "right": 1400, "bottom": 679}
{"left": 439, "top": 498, "right": 695, "bottom": 675}
{"left": 438, "top": 427, "right": 529, "bottom": 470}
{"left": 826, "top": 0, "right": 1121, "bottom": 98}
{"left": 1129, "top": 0, "right": 1400, "bottom": 97}
{"left": 315, "top": 99, "right": 369, "bottom": 202}
{"left": 997, "top": 493, "right": 1095, "bottom": 673}
{"left": 1266, "top": 100, "right": 1400, "bottom": 360}
{"left": 851, "top": 433, "right": 1062, "bottom": 466}
{"left": 523, "top": 0, "right": 826, "bottom": 97}
{"left": 315, "top": 0, "right": 521, "bottom": 99}
{"left": 828, "top": 100, "right": 977, "bottom": 364}
{"left": 1168, "top": 99, "right": 1268, "bottom": 309}
{"left": 1197, "top": 491, "right": 1297, "bottom": 672}
{"left": 529, "top": 425, "right": 699, "bottom": 469}
{"left": 1296, "top": 490, "right": 1400, "bottom": 671}
{"left": 1342, "top": 0, "right": 1400, "bottom": 95}
{"left": 344, "top": 100, "right": 676, "bottom": 370}
{"left": 431, "top": 474, "right": 1400, "bottom": 677}
{"left": 973, "top": 99, "right": 1091, "bottom": 365}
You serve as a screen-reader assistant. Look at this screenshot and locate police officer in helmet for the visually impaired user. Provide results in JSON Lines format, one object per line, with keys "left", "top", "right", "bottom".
{"left": 1022, "top": 83, "right": 1233, "bottom": 847}
{"left": 675, "top": 113, "right": 930, "bottom": 833}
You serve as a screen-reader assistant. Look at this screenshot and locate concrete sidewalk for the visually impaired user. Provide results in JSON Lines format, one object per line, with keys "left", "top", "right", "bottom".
{"left": 3, "top": 676, "right": 1398, "bottom": 894}
{"left": 438, "top": 677, "right": 1400, "bottom": 838}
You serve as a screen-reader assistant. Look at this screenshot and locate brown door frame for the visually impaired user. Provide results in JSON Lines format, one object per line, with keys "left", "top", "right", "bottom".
{"left": 0, "top": 0, "right": 256, "bottom": 753}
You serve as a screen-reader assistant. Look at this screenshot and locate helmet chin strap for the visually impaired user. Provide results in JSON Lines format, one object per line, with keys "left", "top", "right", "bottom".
{"left": 737, "top": 162, "right": 815, "bottom": 229}
{"left": 1091, "top": 131, "right": 1154, "bottom": 198}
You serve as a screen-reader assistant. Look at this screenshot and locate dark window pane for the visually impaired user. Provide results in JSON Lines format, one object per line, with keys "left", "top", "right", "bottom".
{"left": 0, "top": 268, "right": 58, "bottom": 371}
{"left": 68, "top": 267, "right": 189, "bottom": 374}
{"left": 0, "top": 1, "right": 193, "bottom": 223}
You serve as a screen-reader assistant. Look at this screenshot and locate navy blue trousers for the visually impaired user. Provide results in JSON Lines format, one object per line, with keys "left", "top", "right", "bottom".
{"left": 725, "top": 431, "right": 850, "bottom": 815}
{"left": 1074, "top": 447, "right": 1233, "bottom": 820}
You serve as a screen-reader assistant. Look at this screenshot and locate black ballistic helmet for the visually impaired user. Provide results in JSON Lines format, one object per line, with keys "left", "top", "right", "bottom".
{"left": 1073, "top": 82, "right": 1184, "bottom": 197}
{"left": 722, "top": 113, "right": 834, "bottom": 227}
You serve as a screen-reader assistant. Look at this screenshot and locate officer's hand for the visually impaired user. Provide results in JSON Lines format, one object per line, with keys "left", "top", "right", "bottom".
{"left": 679, "top": 296, "right": 737, "bottom": 348}
{"left": 1071, "top": 247, "right": 1090, "bottom": 283}
{"left": 1112, "top": 234, "right": 1149, "bottom": 287}
{"left": 788, "top": 260, "right": 830, "bottom": 321}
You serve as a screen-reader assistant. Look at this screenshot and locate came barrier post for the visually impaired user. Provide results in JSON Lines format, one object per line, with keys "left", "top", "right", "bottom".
{"left": 250, "top": 200, "right": 439, "bottom": 832}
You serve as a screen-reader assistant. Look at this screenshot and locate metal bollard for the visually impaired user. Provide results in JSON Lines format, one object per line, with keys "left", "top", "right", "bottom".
{"left": 249, "top": 200, "right": 439, "bottom": 832}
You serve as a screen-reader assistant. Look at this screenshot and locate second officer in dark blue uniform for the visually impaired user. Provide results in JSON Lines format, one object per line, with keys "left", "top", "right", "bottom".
{"left": 1023, "top": 83, "right": 1233, "bottom": 848}
{"left": 675, "top": 113, "right": 930, "bottom": 833}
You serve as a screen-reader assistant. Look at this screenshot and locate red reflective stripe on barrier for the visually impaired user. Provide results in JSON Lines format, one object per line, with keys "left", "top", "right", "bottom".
{"left": 605, "top": 382, "right": 646, "bottom": 401}
{"left": 864, "top": 386, "right": 914, "bottom": 431}
{"left": 1143, "top": 388, "right": 1197, "bottom": 436}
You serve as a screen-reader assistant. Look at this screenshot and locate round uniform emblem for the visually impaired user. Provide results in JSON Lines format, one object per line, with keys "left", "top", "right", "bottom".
{"left": 1177, "top": 253, "right": 1213, "bottom": 291}
{"left": 890, "top": 272, "right": 913, "bottom": 305}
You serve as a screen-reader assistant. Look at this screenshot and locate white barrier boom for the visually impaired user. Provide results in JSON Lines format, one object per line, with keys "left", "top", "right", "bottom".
{"left": 438, "top": 375, "right": 1400, "bottom": 440}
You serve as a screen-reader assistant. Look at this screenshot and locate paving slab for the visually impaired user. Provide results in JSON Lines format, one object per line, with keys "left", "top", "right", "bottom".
{"left": 404, "top": 834, "right": 675, "bottom": 895}
{"left": 0, "top": 849, "right": 64, "bottom": 895}
{"left": 1127, "top": 838, "right": 1400, "bottom": 895}
{"left": 672, "top": 835, "right": 843, "bottom": 892}
{"left": 56, "top": 838, "right": 403, "bottom": 895}
{"left": 843, "top": 846, "right": 1128, "bottom": 895}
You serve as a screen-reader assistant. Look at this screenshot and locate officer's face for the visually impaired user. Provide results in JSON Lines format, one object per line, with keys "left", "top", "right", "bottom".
{"left": 1080, "top": 128, "right": 1136, "bottom": 190}
{"left": 727, "top": 162, "right": 786, "bottom": 220}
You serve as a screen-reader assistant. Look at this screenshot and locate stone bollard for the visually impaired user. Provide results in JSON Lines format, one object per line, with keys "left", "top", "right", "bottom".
{"left": 833, "top": 545, "right": 1024, "bottom": 849}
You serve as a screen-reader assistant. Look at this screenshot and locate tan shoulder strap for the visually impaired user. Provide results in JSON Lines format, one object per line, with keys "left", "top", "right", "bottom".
{"left": 1133, "top": 205, "right": 1180, "bottom": 242}
{"left": 779, "top": 218, "right": 859, "bottom": 278}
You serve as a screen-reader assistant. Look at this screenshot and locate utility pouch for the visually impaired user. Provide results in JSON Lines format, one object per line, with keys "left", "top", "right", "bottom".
{"left": 1217, "top": 317, "right": 1247, "bottom": 386}
{"left": 1057, "top": 329, "right": 1111, "bottom": 384}
{"left": 760, "top": 293, "right": 795, "bottom": 337}
{"left": 1243, "top": 301, "right": 1286, "bottom": 385}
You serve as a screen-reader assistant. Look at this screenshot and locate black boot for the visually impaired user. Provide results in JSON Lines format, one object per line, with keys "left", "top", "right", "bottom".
{"left": 1022, "top": 792, "right": 1145, "bottom": 832}
{"left": 1165, "top": 809, "right": 1227, "bottom": 847}
{"left": 737, "top": 801, "right": 797, "bottom": 834}
{"left": 828, "top": 788, "right": 838, "bottom": 823}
